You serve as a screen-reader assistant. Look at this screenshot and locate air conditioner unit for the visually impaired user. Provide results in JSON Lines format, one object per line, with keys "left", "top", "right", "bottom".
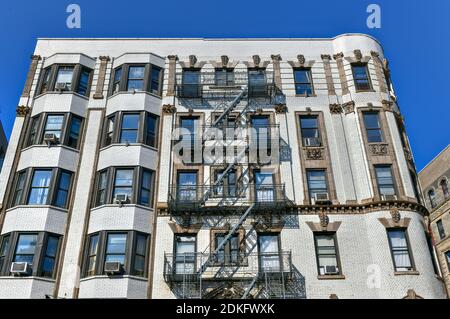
{"left": 43, "top": 133, "right": 59, "bottom": 145}
{"left": 313, "top": 192, "right": 330, "bottom": 204}
{"left": 324, "top": 265, "right": 339, "bottom": 275}
{"left": 104, "top": 261, "right": 122, "bottom": 275}
{"left": 381, "top": 194, "right": 397, "bottom": 201}
{"left": 114, "top": 194, "right": 129, "bottom": 205}
{"left": 55, "top": 82, "right": 70, "bottom": 91}
{"left": 10, "top": 262, "right": 31, "bottom": 276}
{"left": 304, "top": 137, "right": 321, "bottom": 147}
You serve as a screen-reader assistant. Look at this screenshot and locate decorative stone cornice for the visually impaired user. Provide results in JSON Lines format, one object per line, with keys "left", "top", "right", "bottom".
{"left": 179, "top": 55, "right": 206, "bottom": 69}
{"left": 274, "top": 103, "right": 287, "bottom": 113}
{"left": 209, "top": 55, "right": 239, "bottom": 69}
{"left": 342, "top": 101, "right": 355, "bottom": 114}
{"left": 287, "top": 55, "right": 315, "bottom": 68}
{"left": 306, "top": 215, "right": 341, "bottom": 233}
{"left": 344, "top": 50, "right": 371, "bottom": 64}
{"left": 168, "top": 220, "right": 202, "bottom": 234}
{"left": 167, "top": 55, "right": 178, "bottom": 61}
{"left": 271, "top": 54, "right": 282, "bottom": 62}
{"left": 402, "top": 290, "right": 423, "bottom": 299}
{"left": 16, "top": 105, "right": 31, "bottom": 117}
{"left": 162, "top": 104, "right": 177, "bottom": 114}
{"left": 353, "top": 49, "right": 363, "bottom": 61}
{"left": 381, "top": 100, "right": 394, "bottom": 112}
{"left": 321, "top": 54, "right": 332, "bottom": 61}
{"left": 98, "top": 55, "right": 110, "bottom": 62}
{"left": 31, "top": 55, "right": 41, "bottom": 61}
{"left": 242, "top": 56, "right": 270, "bottom": 69}
{"left": 390, "top": 207, "right": 401, "bottom": 223}
{"left": 333, "top": 52, "right": 344, "bottom": 60}
{"left": 329, "top": 103, "right": 342, "bottom": 114}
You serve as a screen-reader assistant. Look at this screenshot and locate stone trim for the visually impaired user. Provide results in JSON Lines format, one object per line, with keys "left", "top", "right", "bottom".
{"left": 21, "top": 55, "right": 41, "bottom": 98}
{"left": 178, "top": 55, "right": 207, "bottom": 69}
{"left": 318, "top": 275, "right": 346, "bottom": 280}
{"left": 93, "top": 56, "right": 110, "bottom": 99}
{"left": 344, "top": 50, "right": 372, "bottom": 64}
{"left": 306, "top": 214, "right": 342, "bottom": 232}
{"left": 333, "top": 53, "right": 349, "bottom": 95}
{"left": 287, "top": 54, "right": 315, "bottom": 69}
{"left": 342, "top": 101, "right": 355, "bottom": 114}
{"left": 242, "top": 55, "right": 270, "bottom": 69}
{"left": 274, "top": 103, "right": 287, "bottom": 113}
{"left": 16, "top": 105, "right": 31, "bottom": 117}
{"left": 402, "top": 289, "right": 424, "bottom": 299}
{"left": 329, "top": 104, "right": 342, "bottom": 114}
{"left": 168, "top": 220, "right": 202, "bottom": 234}
{"left": 321, "top": 54, "right": 336, "bottom": 95}
{"left": 209, "top": 226, "right": 246, "bottom": 256}
{"left": 371, "top": 51, "right": 387, "bottom": 93}
{"left": 162, "top": 104, "right": 177, "bottom": 114}
{"left": 271, "top": 54, "right": 282, "bottom": 90}
{"left": 209, "top": 55, "right": 239, "bottom": 69}
{"left": 378, "top": 208, "right": 411, "bottom": 228}
{"left": 166, "top": 55, "right": 178, "bottom": 96}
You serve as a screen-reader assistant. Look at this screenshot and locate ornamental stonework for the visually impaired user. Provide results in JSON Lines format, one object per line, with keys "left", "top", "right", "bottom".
{"left": 16, "top": 105, "right": 31, "bottom": 117}
{"left": 329, "top": 103, "right": 342, "bottom": 114}
{"left": 342, "top": 101, "right": 355, "bottom": 114}
{"left": 305, "top": 147, "right": 324, "bottom": 160}
{"left": 162, "top": 104, "right": 177, "bottom": 114}
{"left": 274, "top": 103, "right": 287, "bottom": 113}
{"left": 370, "top": 143, "right": 389, "bottom": 156}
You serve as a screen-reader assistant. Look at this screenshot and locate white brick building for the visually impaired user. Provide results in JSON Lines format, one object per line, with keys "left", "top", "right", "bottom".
{"left": 0, "top": 35, "right": 446, "bottom": 299}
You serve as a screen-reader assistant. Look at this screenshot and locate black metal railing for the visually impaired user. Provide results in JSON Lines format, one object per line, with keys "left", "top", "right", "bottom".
{"left": 171, "top": 124, "right": 280, "bottom": 141}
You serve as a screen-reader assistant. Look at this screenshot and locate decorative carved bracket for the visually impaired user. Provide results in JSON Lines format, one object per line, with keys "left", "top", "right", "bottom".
{"left": 162, "top": 104, "right": 177, "bottom": 114}
{"left": 16, "top": 105, "right": 31, "bottom": 117}
{"left": 369, "top": 143, "right": 389, "bottom": 156}
{"left": 342, "top": 101, "right": 355, "bottom": 114}
{"left": 274, "top": 103, "right": 287, "bottom": 113}
{"left": 304, "top": 147, "right": 324, "bottom": 160}
{"left": 329, "top": 104, "right": 342, "bottom": 114}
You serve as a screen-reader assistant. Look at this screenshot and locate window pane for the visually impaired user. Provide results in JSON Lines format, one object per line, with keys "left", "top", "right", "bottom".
{"left": 139, "top": 170, "right": 152, "bottom": 206}
{"left": 77, "top": 68, "right": 91, "bottom": 96}
{"left": 14, "top": 234, "right": 38, "bottom": 264}
{"left": 376, "top": 166, "right": 395, "bottom": 196}
{"left": 40, "top": 68, "right": 52, "bottom": 94}
{"left": 294, "top": 69, "right": 309, "bottom": 83}
{"left": 151, "top": 67, "right": 161, "bottom": 94}
{"left": 105, "top": 255, "right": 125, "bottom": 264}
{"left": 44, "top": 115, "right": 64, "bottom": 140}
{"left": 56, "top": 66, "right": 74, "bottom": 90}
{"left": 12, "top": 172, "right": 26, "bottom": 206}
{"left": 113, "top": 67, "right": 122, "bottom": 93}
{"left": 120, "top": 114, "right": 139, "bottom": 143}
{"left": 95, "top": 171, "right": 107, "bottom": 206}
{"left": 363, "top": 113, "right": 380, "bottom": 129}
{"left": 127, "top": 66, "right": 145, "bottom": 91}
{"left": 106, "top": 234, "right": 127, "bottom": 254}
{"left": 28, "top": 170, "right": 52, "bottom": 205}
{"left": 115, "top": 169, "right": 133, "bottom": 187}
{"left": 67, "top": 117, "right": 82, "bottom": 148}
{"left": 146, "top": 115, "right": 157, "bottom": 147}
{"left": 54, "top": 172, "right": 72, "bottom": 208}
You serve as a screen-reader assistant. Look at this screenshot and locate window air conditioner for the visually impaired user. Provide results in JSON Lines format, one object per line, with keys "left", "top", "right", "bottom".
{"left": 43, "top": 133, "right": 59, "bottom": 145}
{"left": 10, "top": 262, "right": 31, "bottom": 276}
{"left": 114, "top": 194, "right": 129, "bottom": 205}
{"left": 104, "top": 261, "right": 122, "bottom": 275}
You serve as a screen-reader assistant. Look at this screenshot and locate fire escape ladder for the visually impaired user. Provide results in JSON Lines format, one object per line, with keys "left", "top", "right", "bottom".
{"left": 212, "top": 86, "right": 248, "bottom": 127}
{"left": 241, "top": 275, "right": 259, "bottom": 299}
{"left": 199, "top": 203, "right": 255, "bottom": 275}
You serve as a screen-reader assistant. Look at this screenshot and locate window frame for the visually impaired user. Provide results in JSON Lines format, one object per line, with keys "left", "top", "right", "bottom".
{"left": 214, "top": 68, "right": 235, "bottom": 86}
{"left": 374, "top": 165, "right": 397, "bottom": 198}
{"left": 386, "top": 228, "right": 415, "bottom": 272}
{"left": 313, "top": 232, "right": 342, "bottom": 276}
{"left": 293, "top": 67, "right": 314, "bottom": 95}
{"left": 37, "top": 64, "right": 93, "bottom": 97}
{"left": 109, "top": 64, "right": 163, "bottom": 97}
{"left": 436, "top": 219, "right": 446, "bottom": 240}
{"left": 299, "top": 115, "right": 321, "bottom": 147}
{"left": 362, "top": 111, "right": 384, "bottom": 143}
{"left": 351, "top": 62, "right": 373, "bottom": 92}
{"left": 306, "top": 169, "right": 329, "bottom": 203}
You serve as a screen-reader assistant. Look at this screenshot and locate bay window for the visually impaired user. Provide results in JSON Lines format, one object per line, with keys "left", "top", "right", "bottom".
{"left": 37, "top": 64, "right": 92, "bottom": 96}
{"left": 110, "top": 63, "right": 163, "bottom": 96}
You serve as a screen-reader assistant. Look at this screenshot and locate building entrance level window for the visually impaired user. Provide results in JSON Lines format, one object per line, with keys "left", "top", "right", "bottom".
{"left": 387, "top": 229, "right": 413, "bottom": 272}
{"left": 258, "top": 234, "right": 280, "bottom": 272}
{"left": 314, "top": 234, "right": 340, "bottom": 275}
{"left": 363, "top": 112, "right": 383, "bottom": 143}
{"left": 174, "top": 235, "right": 196, "bottom": 274}
{"left": 293, "top": 68, "right": 313, "bottom": 95}
{"left": 214, "top": 233, "right": 239, "bottom": 265}
{"left": 177, "top": 172, "right": 197, "bottom": 201}
{"left": 306, "top": 170, "right": 328, "bottom": 203}
{"left": 248, "top": 69, "right": 267, "bottom": 96}
{"left": 300, "top": 115, "right": 321, "bottom": 147}
{"left": 352, "top": 63, "right": 371, "bottom": 91}
{"left": 104, "top": 233, "right": 127, "bottom": 272}
{"left": 375, "top": 166, "right": 396, "bottom": 198}
{"left": 182, "top": 70, "right": 201, "bottom": 98}
{"left": 255, "top": 171, "right": 274, "bottom": 202}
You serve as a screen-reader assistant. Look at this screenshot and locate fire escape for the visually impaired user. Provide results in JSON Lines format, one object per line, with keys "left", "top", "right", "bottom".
{"left": 164, "top": 65, "right": 298, "bottom": 299}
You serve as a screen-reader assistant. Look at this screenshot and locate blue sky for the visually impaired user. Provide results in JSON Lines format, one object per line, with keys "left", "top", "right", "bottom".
{"left": 0, "top": 0, "right": 449, "bottom": 170}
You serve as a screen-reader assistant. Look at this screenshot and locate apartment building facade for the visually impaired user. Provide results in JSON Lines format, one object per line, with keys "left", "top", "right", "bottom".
{"left": 419, "top": 145, "right": 450, "bottom": 297}
{"left": 0, "top": 35, "right": 445, "bottom": 299}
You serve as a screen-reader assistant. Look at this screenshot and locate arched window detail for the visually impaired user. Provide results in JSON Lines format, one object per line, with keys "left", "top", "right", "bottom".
{"left": 428, "top": 189, "right": 437, "bottom": 208}
{"left": 440, "top": 179, "right": 449, "bottom": 199}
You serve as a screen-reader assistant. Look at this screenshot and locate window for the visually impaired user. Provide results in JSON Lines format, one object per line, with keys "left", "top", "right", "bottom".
{"left": 441, "top": 179, "right": 449, "bottom": 199}
{"left": 258, "top": 234, "right": 280, "bottom": 271}
{"left": 104, "top": 233, "right": 127, "bottom": 273}
{"left": 40, "top": 235, "right": 59, "bottom": 278}
{"left": 314, "top": 233, "right": 341, "bottom": 275}
{"left": 248, "top": 69, "right": 267, "bottom": 97}
{"left": 92, "top": 167, "right": 154, "bottom": 207}
{"left": 255, "top": 171, "right": 275, "bottom": 203}
{"left": 86, "top": 234, "right": 99, "bottom": 277}
{"left": 77, "top": 67, "right": 92, "bottom": 96}
{"left": 300, "top": 115, "right": 321, "bottom": 146}
{"left": 437, "top": 220, "right": 446, "bottom": 240}
{"left": 26, "top": 116, "right": 40, "bottom": 147}
{"left": 375, "top": 165, "right": 396, "bottom": 198}
{"left": 120, "top": 114, "right": 140, "bottom": 143}
{"left": 306, "top": 170, "right": 328, "bottom": 203}
{"left": 251, "top": 116, "right": 271, "bottom": 148}
{"left": 352, "top": 63, "right": 372, "bottom": 91}
{"left": 0, "top": 235, "right": 10, "bottom": 273}
{"left": 103, "top": 112, "right": 159, "bottom": 147}
{"left": 150, "top": 66, "right": 162, "bottom": 95}
{"left": 43, "top": 115, "right": 64, "bottom": 141}
{"left": 53, "top": 171, "right": 72, "bottom": 208}
{"left": 13, "top": 234, "right": 38, "bottom": 265}
{"left": 174, "top": 235, "right": 196, "bottom": 274}
{"left": 55, "top": 66, "right": 74, "bottom": 90}
{"left": 11, "top": 171, "right": 26, "bottom": 207}
{"left": 294, "top": 68, "right": 313, "bottom": 95}
{"left": 409, "top": 170, "right": 421, "bottom": 203}
{"left": 113, "top": 169, "right": 134, "bottom": 200}
{"left": 139, "top": 169, "right": 153, "bottom": 206}
{"left": 214, "top": 233, "right": 239, "bottom": 265}
{"left": 28, "top": 170, "right": 52, "bottom": 205}
{"left": 177, "top": 171, "right": 198, "bottom": 201}
{"left": 446, "top": 251, "right": 450, "bottom": 272}
{"left": 181, "top": 69, "right": 201, "bottom": 98}
{"left": 214, "top": 169, "right": 237, "bottom": 197}
{"left": 215, "top": 68, "right": 234, "bottom": 86}
{"left": 39, "top": 67, "right": 52, "bottom": 94}
{"left": 363, "top": 112, "right": 383, "bottom": 143}
{"left": 133, "top": 234, "right": 148, "bottom": 277}
{"left": 127, "top": 66, "right": 145, "bottom": 91}
{"left": 387, "top": 229, "right": 414, "bottom": 272}
{"left": 428, "top": 189, "right": 437, "bottom": 208}
{"left": 112, "top": 67, "right": 122, "bottom": 94}
{"left": 67, "top": 116, "right": 82, "bottom": 149}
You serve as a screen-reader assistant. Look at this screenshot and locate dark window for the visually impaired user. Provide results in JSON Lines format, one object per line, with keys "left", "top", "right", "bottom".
{"left": 150, "top": 66, "right": 162, "bottom": 95}
{"left": 26, "top": 116, "right": 40, "bottom": 147}
{"left": 139, "top": 169, "right": 153, "bottom": 206}
{"left": 409, "top": 170, "right": 421, "bottom": 203}
{"left": 53, "top": 171, "right": 72, "bottom": 208}
{"left": 77, "top": 67, "right": 92, "bottom": 96}
{"left": 145, "top": 114, "right": 158, "bottom": 147}
{"left": 352, "top": 63, "right": 371, "bottom": 91}
{"left": 215, "top": 68, "right": 234, "bottom": 86}
{"left": 86, "top": 234, "right": 99, "bottom": 276}
{"left": 181, "top": 69, "right": 201, "bottom": 98}
{"left": 258, "top": 234, "right": 280, "bottom": 271}
{"left": 39, "top": 67, "right": 52, "bottom": 94}
{"left": 363, "top": 112, "right": 383, "bottom": 143}
{"left": 174, "top": 235, "right": 196, "bottom": 274}
{"left": 120, "top": 114, "right": 140, "bottom": 143}
{"left": 446, "top": 251, "right": 450, "bottom": 272}
{"left": 294, "top": 68, "right": 313, "bottom": 95}
{"left": 12, "top": 171, "right": 26, "bottom": 207}
{"left": 428, "top": 190, "right": 437, "bottom": 208}
{"left": 113, "top": 169, "right": 134, "bottom": 200}
{"left": 214, "top": 233, "right": 239, "bottom": 265}
{"left": 0, "top": 235, "right": 10, "bottom": 273}
{"left": 375, "top": 165, "right": 396, "bottom": 198}
{"left": 104, "top": 233, "right": 127, "bottom": 273}
{"left": 307, "top": 170, "right": 328, "bottom": 203}
{"left": 67, "top": 116, "right": 82, "bottom": 149}
{"left": 95, "top": 170, "right": 108, "bottom": 207}
{"left": 387, "top": 229, "right": 413, "bottom": 272}
{"left": 40, "top": 235, "right": 59, "bottom": 278}
{"left": 28, "top": 170, "right": 52, "bottom": 205}
{"left": 314, "top": 233, "right": 341, "bottom": 275}
{"left": 43, "top": 115, "right": 64, "bottom": 142}
{"left": 248, "top": 69, "right": 267, "bottom": 97}
{"left": 133, "top": 234, "right": 148, "bottom": 277}
{"left": 214, "top": 169, "right": 237, "bottom": 197}
{"left": 127, "top": 66, "right": 145, "bottom": 91}
{"left": 112, "top": 67, "right": 122, "bottom": 94}
{"left": 55, "top": 66, "right": 74, "bottom": 91}
{"left": 437, "top": 220, "right": 446, "bottom": 240}
{"left": 13, "top": 234, "right": 38, "bottom": 266}
{"left": 300, "top": 115, "right": 321, "bottom": 146}
{"left": 441, "top": 179, "right": 449, "bottom": 199}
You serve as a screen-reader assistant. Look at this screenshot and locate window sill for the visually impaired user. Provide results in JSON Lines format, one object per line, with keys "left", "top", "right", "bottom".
{"left": 354, "top": 89, "right": 376, "bottom": 93}
{"left": 34, "top": 91, "right": 89, "bottom": 101}
{"left": 295, "top": 93, "right": 317, "bottom": 98}
{"left": 99, "top": 143, "right": 158, "bottom": 153}
{"left": 0, "top": 276, "right": 56, "bottom": 282}
{"left": 317, "top": 274, "right": 346, "bottom": 280}
{"left": 80, "top": 274, "right": 148, "bottom": 282}
{"left": 90, "top": 203, "right": 154, "bottom": 212}
{"left": 21, "top": 144, "right": 80, "bottom": 154}
{"left": 107, "top": 90, "right": 162, "bottom": 101}
{"left": 6, "top": 205, "right": 69, "bottom": 213}
{"left": 394, "top": 271, "right": 420, "bottom": 276}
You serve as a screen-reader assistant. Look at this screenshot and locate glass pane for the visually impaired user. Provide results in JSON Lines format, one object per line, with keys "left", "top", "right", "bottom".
{"left": 316, "top": 235, "right": 335, "bottom": 247}
{"left": 367, "top": 130, "right": 383, "bottom": 143}
{"left": 114, "top": 67, "right": 122, "bottom": 82}
{"left": 376, "top": 167, "right": 393, "bottom": 185}
{"left": 45, "top": 115, "right": 64, "bottom": 139}
{"left": 307, "top": 171, "right": 327, "bottom": 190}
{"left": 15, "top": 234, "right": 38, "bottom": 255}
{"left": 106, "top": 234, "right": 127, "bottom": 254}
{"left": 134, "top": 255, "right": 145, "bottom": 272}
{"left": 115, "top": 169, "right": 133, "bottom": 187}
{"left": 318, "top": 255, "right": 338, "bottom": 267}
{"left": 68, "top": 117, "right": 81, "bottom": 148}
{"left": 178, "top": 172, "right": 197, "bottom": 186}
{"left": 255, "top": 172, "right": 273, "bottom": 185}
{"left": 127, "top": 79, "right": 144, "bottom": 91}
{"left": 183, "top": 71, "right": 200, "bottom": 84}
{"left": 151, "top": 67, "right": 161, "bottom": 93}
{"left": 41, "top": 256, "right": 55, "bottom": 276}
{"left": 89, "top": 235, "right": 99, "bottom": 255}
{"left": 146, "top": 115, "right": 157, "bottom": 146}
{"left": 77, "top": 69, "right": 91, "bottom": 95}
{"left": 300, "top": 117, "right": 318, "bottom": 129}
{"left": 45, "top": 236, "right": 59, "bottom": 257}
{"left": 353, "top": 65, "right": 368, "bottom": 78}
{"left": 58, "top": 172, "right": 71, "bottom": 191}
{"left": 122, "top": 114, "right": 139, "bottom": 129}
{"left": 54, "top": 190, "right": 68, "bottom": 208}
{"left": 120, "top": 131, "right": 138, "bottom": 143}
{"left": 363, "top": 113, "right": 380, "bottom": 129}
{"left": 28, "top": 188, "right": 49, "bottom": 205}
{"left": 388, "top": 230, "right": 407, "bottom": 248}
{"left": 56, "top": 66, "right": 74, "bottom": 89}
{"left": 105, "top": 254, "right": 125, "bottom": 264}
{"left": 294, "top": 69, "right": 310, "bottom": 83}
{"left": 31, "top": 170, "right": 52, "bottom": 187}
{"left": 128, "top": 66, "right": 145, "bottom": 79}
{"left": 136, "top": 235, "right": 147, "bottom": 255}
{"left": 14, "top": 255, "right": 34, "bottom": 264}
{"left": 0, "top": 236, "right": 10, "bottom": 256}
